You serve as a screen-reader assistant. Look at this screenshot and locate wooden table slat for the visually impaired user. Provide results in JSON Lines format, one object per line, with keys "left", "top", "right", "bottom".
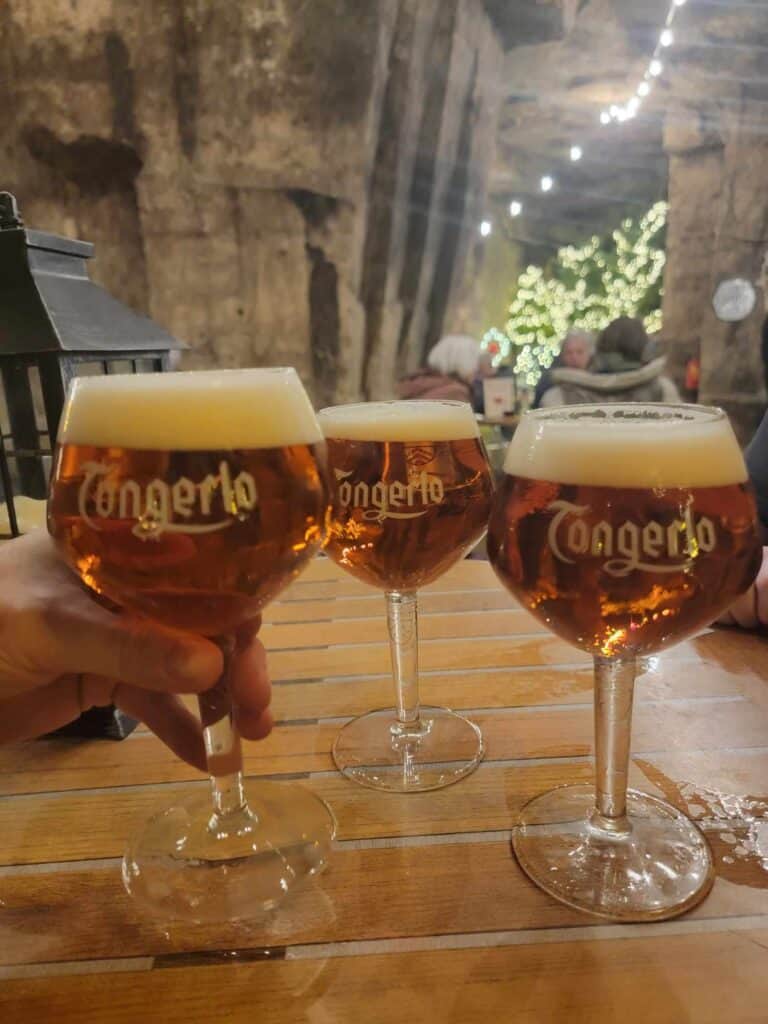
{"left": 4, "top": 721, "right": 768, "bottom": 864}
{"left": 2, "top": 818, "right": 768, "bottom": 968}
{"left": 260, "top": 608, "right": 546, "bottom": 648}
{"left": 4, "top": 930, "right": 768, "bottom": 1023}
{"left": 264, "top": 587, "right": 517, "bottom": 623}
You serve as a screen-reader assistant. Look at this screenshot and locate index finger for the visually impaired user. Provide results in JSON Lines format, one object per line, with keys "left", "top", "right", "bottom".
{"left": 40, "top": 600, "right": 223, "bottom": 694}
{"left": 229, "top": 636, "right": 273, "bottom": 740}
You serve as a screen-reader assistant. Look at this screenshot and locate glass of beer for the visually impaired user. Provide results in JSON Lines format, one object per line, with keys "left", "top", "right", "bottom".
{"left": 318, "top": 400, "right": 494, "bottom": 792}
{"left": 48, "top": 368, "right": 334, "bottom": 922}
{"left": 488, "top": 404, "right": 761, "bottom": 921}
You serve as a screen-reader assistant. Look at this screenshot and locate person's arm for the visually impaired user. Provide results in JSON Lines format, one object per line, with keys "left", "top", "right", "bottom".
{"left": 659, "top": 376, "right": 682, "bottom": 402}
{"left": 717, "top": 547, "right": 768, "bottom": 630}
{"left": 0, "top": 533, "right": 272, "bottom": 766}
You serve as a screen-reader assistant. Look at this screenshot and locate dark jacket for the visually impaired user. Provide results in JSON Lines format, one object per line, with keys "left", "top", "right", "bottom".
{"left": 747, "top": 411, "right": 768, "bottom": 532}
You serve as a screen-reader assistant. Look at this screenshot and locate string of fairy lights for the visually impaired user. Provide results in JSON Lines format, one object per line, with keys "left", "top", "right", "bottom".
{"left": 478, "top": 0, "right": 687, "bottom": 238}
{"left": 483, "top": 200, "right": 668, "bottom": 384}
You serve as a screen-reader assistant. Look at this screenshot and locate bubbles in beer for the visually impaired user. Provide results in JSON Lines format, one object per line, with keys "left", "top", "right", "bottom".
{"left": 319, "top": 401, "right": 493, "bottom": 592}
{"left": 49, "top": 369, "right": 328, "bottom": 635}
{"left": 490, "top": 405, "right": 761, "bottom": 656}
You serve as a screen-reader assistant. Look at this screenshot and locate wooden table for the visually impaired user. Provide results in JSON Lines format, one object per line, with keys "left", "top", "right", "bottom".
{"left": 3, "top": 558, "right": 768, "bottom": 1022}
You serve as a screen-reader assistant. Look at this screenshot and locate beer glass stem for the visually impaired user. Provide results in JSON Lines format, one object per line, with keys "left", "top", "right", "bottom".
{"left": 386, "top": 590, "right": 421, "bottom": 729}
{"left": 591, "top": 655, "right": 635, "bottom": 835}
{"left": 198, "top": 637, "right": 248, "bottom": 820}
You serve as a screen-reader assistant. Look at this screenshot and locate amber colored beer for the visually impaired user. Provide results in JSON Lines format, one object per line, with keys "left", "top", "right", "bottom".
{"left": 488, "top": 405, "right": 761, "bottom": 658}
{"left": 48, "top": 369, "right": 327, "bottom": 636}
{"left": 319, "top": 402, "right": 493, "bottom": 591}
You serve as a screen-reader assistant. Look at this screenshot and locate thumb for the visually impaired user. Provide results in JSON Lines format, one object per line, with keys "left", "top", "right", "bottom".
{"left": 39, "top": 599, "right": 223, "bottom": 693}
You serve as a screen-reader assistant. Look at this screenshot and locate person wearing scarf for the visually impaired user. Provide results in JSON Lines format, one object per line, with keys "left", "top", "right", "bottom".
{"left": 540, "top": 316, "right": 680, "bottom": 408}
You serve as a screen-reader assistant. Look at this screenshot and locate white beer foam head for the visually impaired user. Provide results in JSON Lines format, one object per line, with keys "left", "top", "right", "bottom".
{"left": 505, "top": 404, "right": 747, "bottom": 488}
{"left": 318, "top": 401, "right": 479, "bottom": 442}
{"left": 59, "top": 368, "right": 323, "bottom": 450}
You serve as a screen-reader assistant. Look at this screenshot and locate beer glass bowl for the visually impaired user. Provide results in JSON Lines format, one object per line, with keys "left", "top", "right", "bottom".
{"left": 47, "top": 368, "right": 334, "bottom": 923}
{"left": 488, "top": 403, "right": 761, "bottom": 921}
{"left": 318, "top": 400, "right": 494, "bottom": 792}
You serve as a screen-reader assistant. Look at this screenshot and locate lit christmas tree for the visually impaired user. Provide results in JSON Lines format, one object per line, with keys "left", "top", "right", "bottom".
{"left": 483, "top": 202, "right": 667, "bottom": 386}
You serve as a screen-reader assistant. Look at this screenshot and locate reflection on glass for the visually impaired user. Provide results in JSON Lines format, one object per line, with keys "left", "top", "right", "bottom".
{"left": 319, "top": 400, "right": 494, "bottom": 792}
{"left": 488, "top": 403, "right": 761, "bottom": 921}
{"left": 48, "top": 368, "right": 334, "bottom": 922}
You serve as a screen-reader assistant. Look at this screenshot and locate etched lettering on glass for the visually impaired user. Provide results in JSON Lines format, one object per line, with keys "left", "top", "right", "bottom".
{"left": 546, "top": 499, "right": 716, "bottom": 577}
{"left": 334, "top": 467, "right": 445, "bottom": 522}
{"left": 78, "top": 461, "right": 258, "bottom": 540}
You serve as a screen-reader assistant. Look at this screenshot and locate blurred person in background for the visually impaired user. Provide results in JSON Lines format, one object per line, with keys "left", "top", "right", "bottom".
{"left": 399, "top": 334, "right": 482, "bottom": 404}
{"left": 540, "top": 316, "right": 680, "bottom": 408}
{"left": 532, "top": 328, "right": 595, "bottom": 408}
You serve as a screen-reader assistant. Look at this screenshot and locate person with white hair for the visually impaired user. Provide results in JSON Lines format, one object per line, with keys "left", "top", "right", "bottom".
{"left": 539, "top": 317, "right": 679, "bottom": 408}
{"left": 533, "top": 328, "right": 596, "bottom": 408}
{"left": 398, "top": 335, "right": 482, "bottom": 403}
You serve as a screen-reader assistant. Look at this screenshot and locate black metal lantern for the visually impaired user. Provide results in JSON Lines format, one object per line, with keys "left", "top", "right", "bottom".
{"left": 0, "top": 191, "right": 181, "bottom": 537}
{"left": 0, "top": 192, "right": 183, "bottom": 739}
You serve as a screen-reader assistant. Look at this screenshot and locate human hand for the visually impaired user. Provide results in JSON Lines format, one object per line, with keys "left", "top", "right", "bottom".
{"left": 0, "top": 532, "right": 273, "bottom": 769}
{"left": 716, "top": 546, "right": 768, "bottom": 631}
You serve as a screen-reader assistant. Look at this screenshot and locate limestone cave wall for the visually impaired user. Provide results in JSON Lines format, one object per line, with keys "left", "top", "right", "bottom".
{"left": 661, "top": 5, "right": 768, "bottom": 442}
{"left": 0, "top": 0, "right": 504, "bottom": 406}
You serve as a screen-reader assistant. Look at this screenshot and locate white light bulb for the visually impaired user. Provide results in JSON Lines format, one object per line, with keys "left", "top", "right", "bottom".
{"left": 649, "top": 58, "right": 663, "bottom": 77}
{"left": 540, "top": 175, "right": 554, "bottom": 193}
{"left": 509, "top": 200, "right": 523, "bottom": 217}
{"left": 674, "top": 0, "right": 686, "bottom": 6}
{"left": 638, "top": 81, "right": 651, "bottom": 97}
{"left": 627, "top": 96, "right": 640, "bottom": 114}
{"left": 479, "top": 220, "right": 492, "bottom": 237}
{"left": 570, "top": 145, "right": 583, "bottom": 161}
{"left": 660, "top": 28, "right": 674, "bottom": 47}
{"left": 600, "top": 111, "right": 611, "bottom": 125}
{"left": 610, "top": 104, "right": 620, "bottom": 117}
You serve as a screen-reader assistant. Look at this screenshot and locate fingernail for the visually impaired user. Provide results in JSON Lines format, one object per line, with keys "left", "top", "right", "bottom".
{"left": 168, "top": 642, "right": 222, "bottom": 687}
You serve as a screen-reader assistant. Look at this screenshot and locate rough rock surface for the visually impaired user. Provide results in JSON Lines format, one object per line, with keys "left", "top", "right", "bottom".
{"left": 0, "top": 0, "right": 504, "bottom": 405}
{"left": 661, "top": 5, "right": 768, "bottom": 442}
{"left": 475, "top": 0, "right": 673, "bottom": 343}
{"left": 482, "top": 0, "right": 768, "bottom": 441}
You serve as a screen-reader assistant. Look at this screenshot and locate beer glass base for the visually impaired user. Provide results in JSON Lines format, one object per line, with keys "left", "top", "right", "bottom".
{"left": 512, "top": 784, "right": 714, "bottom": 922}
{"left": 121, "top": 780, "right": 336, "bottom": 923}
{"left": 332, "top": 706, "right": 484, "bottom": 792}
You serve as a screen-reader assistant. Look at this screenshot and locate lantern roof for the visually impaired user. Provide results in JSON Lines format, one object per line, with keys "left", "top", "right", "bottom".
{"left": 0, "top": 192, "right": 182, "bottom": 356}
